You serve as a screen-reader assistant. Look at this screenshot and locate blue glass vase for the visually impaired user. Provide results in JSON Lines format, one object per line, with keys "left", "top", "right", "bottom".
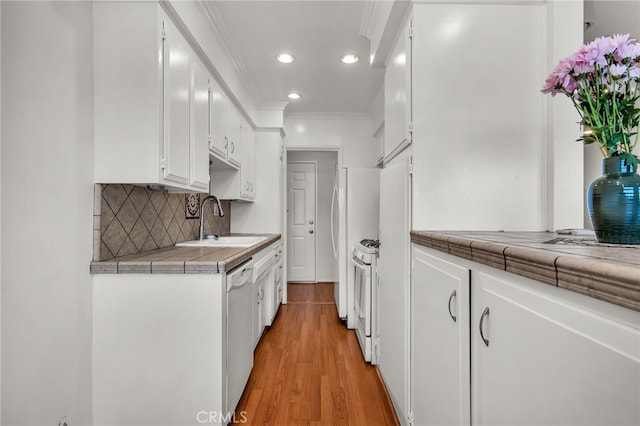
{"left": 587, "top": 157, "right": 640, "bottom": 244}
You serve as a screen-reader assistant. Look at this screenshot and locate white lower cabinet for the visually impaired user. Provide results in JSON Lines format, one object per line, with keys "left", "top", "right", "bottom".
{"left": 93, "top": 274, "right": 228, "bottom": 426}
{"left": 252, "top": 245, "right": 276, "bottom": 349}
{"left": 410, "top": 245, "right": 640, "bottom": 426}
{"left": 411, "top": 246, "right": 470, "bottom": 426}
{"left": 472, "top": 268, "right": 640, "bottom": 426}
{"left": 252, "top": 276, "right": 265, "bottom": 350}
{"left": 271, "top": 241, "right": 283, "bottom": 321}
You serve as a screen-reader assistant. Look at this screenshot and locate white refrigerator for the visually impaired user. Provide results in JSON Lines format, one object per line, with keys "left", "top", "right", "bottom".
{"left": 332, "top": 167, "right": 380, "bottom": 328}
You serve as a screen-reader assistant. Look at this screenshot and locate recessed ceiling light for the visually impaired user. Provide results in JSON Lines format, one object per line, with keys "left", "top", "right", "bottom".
{"left": 288, "top": 92, "right": 302, "bottom": 100}
{"left": 277, "top": 53, "right": 295, "bottom": 64}
{"left": 340, "top": 54, "right": 359, "bottom": 64}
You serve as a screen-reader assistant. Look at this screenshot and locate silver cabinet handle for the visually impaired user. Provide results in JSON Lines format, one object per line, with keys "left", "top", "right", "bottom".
{"left": 309, "top": 220, "right": 314, "bottom": 225}
{"left": 309, "top": 230, "right": 314, "bottom": 234}
{"left": 479, "top": 307, "right": 490, "bottom": 347}
{"left": 448, "top": 290, "right": 457, "bottom": 323}
{"left": 231, "top": 142, "right": 235, "bottom": 153}
{"left": 224, "top": 136, "right": 228, "bottom": 149}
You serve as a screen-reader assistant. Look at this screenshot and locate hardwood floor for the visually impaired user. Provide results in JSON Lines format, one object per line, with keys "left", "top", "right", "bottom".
{"left": 235, "top": 282, "right": 400, "bottom": 425}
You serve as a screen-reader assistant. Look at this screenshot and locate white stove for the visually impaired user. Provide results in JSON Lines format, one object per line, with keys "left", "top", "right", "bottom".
{"left": 351, "top": 239, "right": 379, "bottom": 364}
{"left": 353, "top": 240, "right": 377, "bottom": 264}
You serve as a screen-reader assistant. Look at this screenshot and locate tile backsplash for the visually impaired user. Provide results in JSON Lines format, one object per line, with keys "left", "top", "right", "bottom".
{"left": 93, "top": 184, "right": 230, "bottom": 261}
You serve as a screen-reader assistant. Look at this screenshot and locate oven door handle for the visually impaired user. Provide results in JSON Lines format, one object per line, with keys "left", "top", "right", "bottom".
{"left": 350, "top": 256, "right": 369, "bottom": 270}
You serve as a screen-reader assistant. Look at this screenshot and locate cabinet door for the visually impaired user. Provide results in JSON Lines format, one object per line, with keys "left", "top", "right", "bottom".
{"left": 252, "top": 280, "right": 262, "bottom": 350}
{"left": 209, "top": 79, "right": 229, "bottom": 159}
{"left": 412, "top": 246, "right": 470, "bottom": 426}
{"left": 241, "top": 121, "right": 255, "bottom": 199}
{"left": 383, "top": 16, "right": 412, "bottom": 161}
{"left": 472, "top": 269, "right": 640, "bottom": 426}
{"left": 377, "top": 150, "right": 412, "bottom": 422}
{"left": 227, "top": 106, "right": 242, "bottom": 167}
{"left": 262, "top": 271, "right": 273, "bottom": 327}
{"left": 162, "top": 17, "right": 191, "bottom": 185}
{"left": 190, "top": 57, "right": 211, "bottom": 191}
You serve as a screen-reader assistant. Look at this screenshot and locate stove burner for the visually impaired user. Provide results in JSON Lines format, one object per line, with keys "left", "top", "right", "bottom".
{"left": 360, "top": 239, "right": 380, "bottom": 248}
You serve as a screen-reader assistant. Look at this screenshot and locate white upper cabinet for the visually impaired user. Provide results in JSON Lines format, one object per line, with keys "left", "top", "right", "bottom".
{"left": 162, "top": 15, "right": 192, "bottom": 187}
{"left": 209, "top": 116, "right": 256, "bottom": 202}
{"left": 209, "top": 79, "right": 243, "bottom": 170}
{"left": 190, "top": 57, "right": 212, "bottom": 190}
{"left": 241, "top": 120, "right": 256, "bottom": 200}
{"left": 383, "top": 14, "right": 412, "bottom": 163}
{"left": 209, "top": 80, "right": 244, "bottom": 170}
{"left": 228, "top": 105, "right": 243, "bottom": 167}
{"left": 93, "top": 3, "right": 208, "bottom": 192}
{"left": 209, "top": 78, "right": 230, "bottom": 162}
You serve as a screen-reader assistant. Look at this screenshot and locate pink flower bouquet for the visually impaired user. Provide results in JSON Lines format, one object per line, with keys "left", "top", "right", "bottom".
{"left": 542, "top": 34, "right": 640, "bottom": 167}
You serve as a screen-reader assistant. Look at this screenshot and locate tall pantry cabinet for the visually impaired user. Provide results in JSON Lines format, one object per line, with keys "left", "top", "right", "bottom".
{"left": 377, "top": 9, "right": 414, "bottom": 423}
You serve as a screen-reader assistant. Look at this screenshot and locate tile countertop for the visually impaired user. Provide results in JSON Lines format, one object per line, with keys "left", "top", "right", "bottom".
{"left": 411, "top": 231, "right": 640, "bottom": 312}
{"left": 90, "top": 234, "right": 281, "bottom": 275}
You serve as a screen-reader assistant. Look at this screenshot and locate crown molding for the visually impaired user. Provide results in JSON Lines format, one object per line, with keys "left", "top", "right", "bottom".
{"left": 359, "top": 1, "right": 377, "bottom": 39}
{"left": 258, "top": 101, "right": 289, "bottom": 111}
{"left": 286, "top": 112, "right": 372, "bottom": 121}
{"left": 197, "top": 0, "right": 263, "bottom": 107}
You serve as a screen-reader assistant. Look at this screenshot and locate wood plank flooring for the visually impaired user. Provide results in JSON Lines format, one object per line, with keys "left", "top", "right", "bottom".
{"left": 235, "top": 282, "right": 400, "bottom": 425}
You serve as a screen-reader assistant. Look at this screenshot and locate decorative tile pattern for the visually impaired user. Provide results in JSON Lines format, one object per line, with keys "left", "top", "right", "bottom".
{"left": 185, "top": 193, "right": 200, "bottom": 219}
{"left": 93, "top": 184, "right": 231, "bottom": 261}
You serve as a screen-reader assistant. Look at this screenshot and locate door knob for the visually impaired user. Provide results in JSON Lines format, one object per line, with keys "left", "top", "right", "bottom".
{"left": 309, "top": 220, "right": 314, "bottom": 225}
{"left": 309, "top": 230, "right": 314, "bottom": 234}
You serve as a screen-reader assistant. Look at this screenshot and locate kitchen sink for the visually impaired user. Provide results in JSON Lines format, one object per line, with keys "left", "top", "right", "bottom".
{"left": 175, "top": 236, "right": 268, "bottom": 248}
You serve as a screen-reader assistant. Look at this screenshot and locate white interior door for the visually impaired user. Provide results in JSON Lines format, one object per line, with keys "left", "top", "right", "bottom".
{"left": 287, "top": 162, "right": 316, "bottom": 282}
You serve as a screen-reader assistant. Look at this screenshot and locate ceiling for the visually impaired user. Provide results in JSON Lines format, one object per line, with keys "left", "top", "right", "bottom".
{"left": 205, "top": 1, "right": 384, "bottom": 117}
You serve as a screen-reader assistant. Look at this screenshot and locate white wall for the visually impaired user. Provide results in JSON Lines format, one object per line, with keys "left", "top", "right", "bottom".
{"left": 231, "top": 130, "right": 284, "bottom": 234}
{"left": 284, "top": 116, "right": 378, "bottom": 168}
{"left": 287, "top": 151, "right": 338, "bottom": 283}
{"left": 545, "top": 0, "right": 585, "bottom": 231}
{"left": 410, "top": 1, "right": 583, "bottom": 232}
{"left": 1, "top": 2, "right": 93, "bottom": 425}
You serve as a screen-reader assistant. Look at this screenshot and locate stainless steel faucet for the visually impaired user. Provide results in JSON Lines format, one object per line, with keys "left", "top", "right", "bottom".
{"left": 199, "top": 195, "right": 225, "bottom": 240}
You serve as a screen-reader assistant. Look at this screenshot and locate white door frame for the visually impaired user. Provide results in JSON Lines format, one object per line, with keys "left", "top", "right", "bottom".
{"left": 281, "top": 145, "right": 343, "bottom": 304}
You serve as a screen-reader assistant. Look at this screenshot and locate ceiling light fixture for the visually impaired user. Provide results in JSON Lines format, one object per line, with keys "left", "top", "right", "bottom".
{"left": 276, "top": 53, "right": 295, "bottom": 64}
{"left": 340, "top": 54, "right": 359, "bottom": 64}
{"left": 287, "top": 92, "right": 302, "bottom": 100}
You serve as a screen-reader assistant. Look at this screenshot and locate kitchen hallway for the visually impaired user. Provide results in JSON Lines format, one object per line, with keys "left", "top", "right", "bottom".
{"left": 235, "top": 283, "right": 399, "bottom": 425}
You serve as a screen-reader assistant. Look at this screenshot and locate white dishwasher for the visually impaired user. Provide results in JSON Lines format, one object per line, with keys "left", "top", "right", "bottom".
{"left": 225, "top": 258, "right": 254, "bottom": 415}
